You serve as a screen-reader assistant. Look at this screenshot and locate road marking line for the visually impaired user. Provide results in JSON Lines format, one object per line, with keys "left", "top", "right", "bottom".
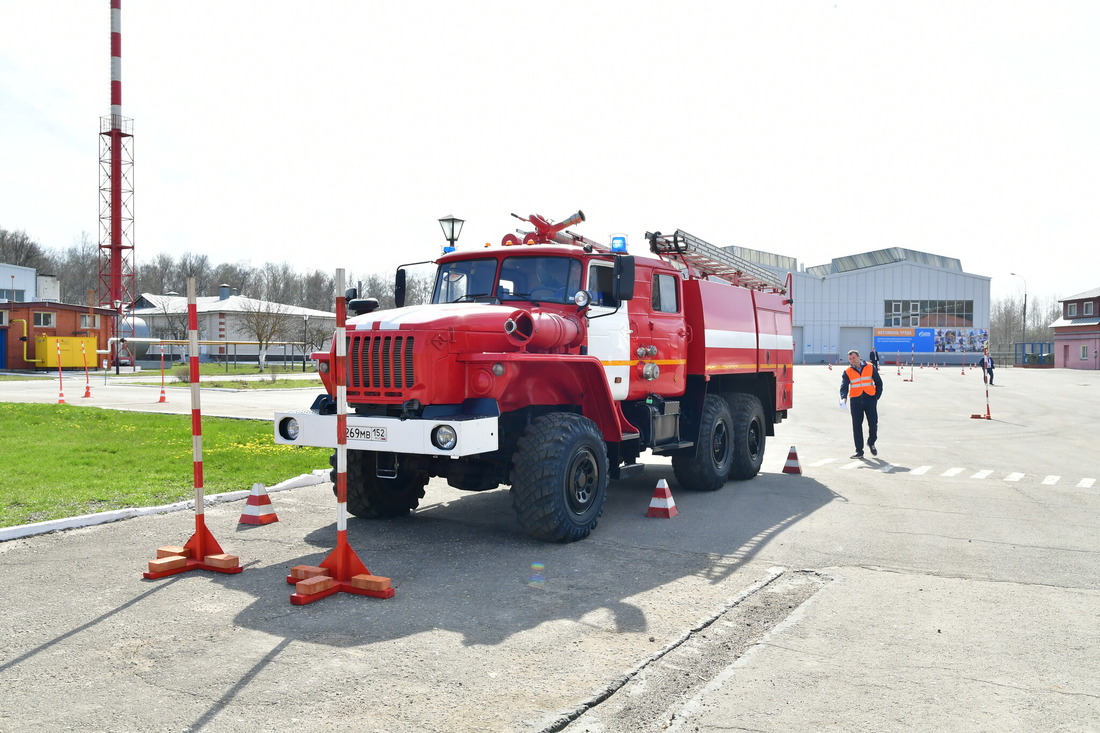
{"left": 810, "top": 458, "right": 836, "bottom": 467}
{"left": 1004, "top": 472, "right": 1025, "bottom": 482}
{"left": 841, "top": 461, "right": 862, "bottom": 469}
{"left": 912, "top": 465, "right": 932, "bottom": 475}
{"left": 1078, "top": 478, "right": 1096, "bottom": 489}
{"left": 941, "top": 467, "right": 964, "bottom": 477}
{"left": 1042, "top": 475, "right": 1061, "bottom": 485}
{"left": 970, "top": 470, "right": 993, "bottom": 479}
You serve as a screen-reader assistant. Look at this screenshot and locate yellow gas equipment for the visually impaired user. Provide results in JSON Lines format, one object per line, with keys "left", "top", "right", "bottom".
{"left": 34, "top": 336, "right": 99, "bottom": 368}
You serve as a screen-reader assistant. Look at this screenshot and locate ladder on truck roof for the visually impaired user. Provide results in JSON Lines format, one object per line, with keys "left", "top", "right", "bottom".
{"left": 646, "top": 229, "right": 787, "bottom": 294}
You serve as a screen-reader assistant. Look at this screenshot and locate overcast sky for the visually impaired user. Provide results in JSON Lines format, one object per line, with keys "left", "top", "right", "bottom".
{"left": 1, "top": 1, "right": 1097, "bottom": 304}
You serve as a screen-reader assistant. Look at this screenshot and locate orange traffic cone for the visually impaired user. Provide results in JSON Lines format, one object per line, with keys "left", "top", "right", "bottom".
{"left": 645, "top": 479, "right": 679, "bottom": 518}
{"left": 157, "top": 387, "right": 167, "bottom": 403}
{"left": 239, "top": 483, "right": 278, "bottom": 525}
{"left": 782, "top": 446, "right": 802, "bottom": 475}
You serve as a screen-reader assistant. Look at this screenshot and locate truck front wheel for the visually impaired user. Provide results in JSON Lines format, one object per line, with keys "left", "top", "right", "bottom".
{"left": 333, "top": 450, "right": 428, "bottom": 519}
{"left": 511, "top": 413, "right": 609, "bottom": 542}
{"left": 727, "top": 393, "right": 766, "bottom": 480}
{"left": 673, "top": 394, "right": 734, "bottom": 491}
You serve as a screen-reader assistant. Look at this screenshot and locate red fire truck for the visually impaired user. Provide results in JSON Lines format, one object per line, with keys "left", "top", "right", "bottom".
{"left": 274, "top": 212, "right": 793, "bottom": 542}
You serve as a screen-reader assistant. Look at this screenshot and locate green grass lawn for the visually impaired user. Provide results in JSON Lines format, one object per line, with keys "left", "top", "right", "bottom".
{"left": 0, "top": 403, "right": 330, "bottom": 528}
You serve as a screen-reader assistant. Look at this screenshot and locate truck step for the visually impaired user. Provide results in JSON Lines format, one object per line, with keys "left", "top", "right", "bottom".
{"left": 612, "top": 463, "right": 645, "bottom": 480}
{"left": 651, "top": 441, "right": 695, "bottom": 455}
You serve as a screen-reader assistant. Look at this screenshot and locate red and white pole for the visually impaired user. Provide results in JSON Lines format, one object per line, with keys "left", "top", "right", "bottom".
{"left": 289, "top": 268, "right": 393, "bottom": 604}
{"left": 81, "top": 341, "right": 92, "bottom": 398}
{"left": 144, "top": 278, "right": 241, "bottom": 578}
{"left": 157, "top": 344, "right": 167, "bottom": 403}
{"left": 56, "top": 339, "right": 66, "bottom": 404}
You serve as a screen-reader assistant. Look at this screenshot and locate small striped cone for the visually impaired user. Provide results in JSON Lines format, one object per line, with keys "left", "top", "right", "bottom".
{"left": 782, "top": 446, "right": 802, "bottom": 475}
{"left": 239, "top": 483, "right": 278, "bottom": 525}
{"left": 645, "top": 479, "right": 679, "bottom": 518}
{"left": 157, "top": 387, "right": 167, "bottom": 403}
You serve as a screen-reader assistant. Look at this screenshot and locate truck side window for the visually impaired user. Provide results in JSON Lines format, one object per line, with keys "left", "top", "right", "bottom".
{"left": 588, "top": 264, "right": 618, "bottom": 308}
{"left": 652, "top": 273, "right": 679, "bottom": 313}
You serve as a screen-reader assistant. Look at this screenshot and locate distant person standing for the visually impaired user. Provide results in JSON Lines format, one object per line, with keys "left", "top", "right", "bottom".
{"left": 979, "top": 349, "right": 995, "bottom": 385}
{"left": 868, "top": 347, "right": 880, "bottom": 368}
{"left": 840, "top": 349, "right": 883, "bottom": 459}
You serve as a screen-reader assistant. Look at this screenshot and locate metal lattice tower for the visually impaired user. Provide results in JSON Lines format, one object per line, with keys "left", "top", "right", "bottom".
{"left": 98, "top": 0, "right": 135, "bottom": 313}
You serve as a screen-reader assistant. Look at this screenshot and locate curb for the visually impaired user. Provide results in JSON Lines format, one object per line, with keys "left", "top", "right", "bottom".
{"left": 0, "top": 469, "right": 329, "bottom": 543}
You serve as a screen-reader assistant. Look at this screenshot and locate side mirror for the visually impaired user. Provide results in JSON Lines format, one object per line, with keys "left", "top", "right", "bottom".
{"left": 344, "top": 287, "right": 358, "bottom": 300}
{"left": 612, "top": 255, "right": 635, "bottom": 302}
{"left": 395, "top": 268, "right": 407, "bottom": 308}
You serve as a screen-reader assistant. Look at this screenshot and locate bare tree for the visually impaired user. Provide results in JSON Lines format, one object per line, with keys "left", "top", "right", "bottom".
{"left": 211, "top": 261, "right": 254, "bottom": 298}
{"left": 176, "top": 252, "right": 213, "bottom": 295}
{"left": 54, "top": 232, "right": 100, "bottom": 304}
{"left": 302, "top": 269, "right": 335, "bottom": 311}
{"left": 140, "top": 252, "right": 178, "bottom": 295}
{"left": 0, "top": 227, "right": 52, "bottom": 271}
{"left": 237, "top": 298, "right": 293, "bottom": 372}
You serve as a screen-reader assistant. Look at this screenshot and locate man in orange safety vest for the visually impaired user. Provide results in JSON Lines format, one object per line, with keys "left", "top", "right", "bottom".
{"left": 840, "top": 349, "right": 884, "bottom": 459}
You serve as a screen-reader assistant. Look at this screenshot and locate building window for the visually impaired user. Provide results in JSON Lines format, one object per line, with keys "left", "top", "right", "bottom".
{"left": 884, "top": 300, "right": 974, "bottom": 327}
{"left": 651, "top": 273, "right": 679, "bottom": 313}
{"left": 0, "top": 310, "right": 7, "bottom": 327}
{"left": 1082, "top": 345, "right": 1090, "bottom": 360}
{"left": 80, "top": 314, "right": 101, "bottom": 329}
{"left": 33, "top": 311, "right": 56, "bottom": 328}
{"left": 1085, "top": 302, "right": 1095, "bottom": 316}
{"left": 1068, "top": 303, "right": 1077, "bottom": 317}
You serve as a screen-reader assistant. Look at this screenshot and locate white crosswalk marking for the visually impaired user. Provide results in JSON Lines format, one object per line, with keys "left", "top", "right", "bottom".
{"left": 1004, "top": 472, "right": 1025, "bottom": 482}
{"left": 971, "top": 470, "right": 993, "bottom": 479}
{"left": 941, "top": 467, "right": 964, "bottom": 477}
{"left": 810, "top": 458, "right": 836, "bottom": 467}
{"left": 841, "top": 461, "right": 862, "bottom": 469}
{"left": 1042, "top": 475, "right": 1061, "bottom": 485}
{"left": 912, "top": 466, "right": 932, "bottom": 475}
{"left": 1078, "top": 478, "right": 1096, "bottom": 489}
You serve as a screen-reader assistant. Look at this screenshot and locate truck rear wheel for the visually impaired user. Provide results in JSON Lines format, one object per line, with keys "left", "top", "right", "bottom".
{"left": 673, "top": 394, "right": 733, "bottom": 491}
{"left": 333, "top": 450, "right": 428, "bottom": 519}
{"left": 511, "top": 412, "right": 608, "bottom": 543}
{"left": 727, "top": 393, "right": 766, "bottom": 480}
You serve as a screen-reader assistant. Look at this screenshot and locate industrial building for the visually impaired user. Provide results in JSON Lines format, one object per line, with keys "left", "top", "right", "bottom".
{"left": 728, "top": 245, "right": 991, "bottom": 366}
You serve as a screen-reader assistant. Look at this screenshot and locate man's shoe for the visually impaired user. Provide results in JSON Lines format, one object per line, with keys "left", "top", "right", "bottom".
{"left": 850, "top": 452, "right": 864, "bottom": 459}
{"left": 869, "top": 444, "right": 878, "bottom": 456}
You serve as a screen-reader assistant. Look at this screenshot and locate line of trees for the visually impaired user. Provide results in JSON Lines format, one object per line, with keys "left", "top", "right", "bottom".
{"left": 0, "top": 226, "right": 432, "bottom": 312}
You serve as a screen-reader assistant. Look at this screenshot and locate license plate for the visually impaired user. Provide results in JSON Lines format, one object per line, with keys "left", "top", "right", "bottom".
{"left": 345, "top": 425, "right": 387, "bottom": 442}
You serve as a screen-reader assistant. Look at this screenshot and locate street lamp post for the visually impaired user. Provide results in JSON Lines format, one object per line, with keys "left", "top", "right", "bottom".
{"left": 302, "top": 315, "right": 310, "bottom": 372}
{"left": 1010, "top": 272, "right": 1027, "bottom": 345}
{"left": 438, "top": 215, "right": 464, "bottom": 253}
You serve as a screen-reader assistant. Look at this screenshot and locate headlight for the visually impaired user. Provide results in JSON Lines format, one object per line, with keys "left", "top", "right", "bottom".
{"left": 279, "top": 417, "right": 300, "bottom": 441}
{"left": 431, "top": 424, "right": 458, "bottom": 451}
{"left": 573, "top": 290, "right": 592, "bottom": 307}
{"left": 318, "top": 361, "right": 330, "bottom": 374}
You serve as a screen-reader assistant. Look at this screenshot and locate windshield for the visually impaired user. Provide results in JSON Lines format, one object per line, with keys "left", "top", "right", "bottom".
{"left": 499, "top": 257, "right": 582, "bottom": 304}
{"left": 433, "top": 259, "right": 498, "bottom": 303}
{"left": 433, "top": 256, "right": 584, "bottom": 304}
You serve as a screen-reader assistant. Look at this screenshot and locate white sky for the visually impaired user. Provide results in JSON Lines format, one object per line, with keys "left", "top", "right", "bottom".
{"left": 1, "top": 1, "right": 1097, "bottom": 303}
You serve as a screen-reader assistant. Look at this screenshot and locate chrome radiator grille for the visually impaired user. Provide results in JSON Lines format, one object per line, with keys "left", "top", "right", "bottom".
{"left": 347, "top": 335, "right": 416, "bottom": 390}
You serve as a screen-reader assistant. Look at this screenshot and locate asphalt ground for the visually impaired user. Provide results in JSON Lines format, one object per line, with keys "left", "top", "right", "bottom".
{"left": 0, "top": 364, "right": 1097, "bottom": 732}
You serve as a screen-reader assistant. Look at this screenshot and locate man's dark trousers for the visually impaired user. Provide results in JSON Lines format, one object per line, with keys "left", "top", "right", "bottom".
{"left": 850, "top": 395, "right": 878, "bottom": 453}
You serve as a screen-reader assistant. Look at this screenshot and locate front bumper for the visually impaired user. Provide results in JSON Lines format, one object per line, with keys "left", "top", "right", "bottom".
{"left": 273, "top": 410, "right": 499, "bottom": 457}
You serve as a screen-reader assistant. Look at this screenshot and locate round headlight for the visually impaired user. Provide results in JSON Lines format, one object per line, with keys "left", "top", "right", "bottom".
{"left": 279, "top": 417, "right": 300, "bottom": 441}
{"left": 573, "top": 290, "right": 592, "bottom": 307}
{"left": 318, "top": 361, "right": 330, "bottom": 374}
{"left": 431, "top": 424, "right": 458, "bottom": 451}
{"left": 491, "top": 362, "right": 506, "bottom": 377}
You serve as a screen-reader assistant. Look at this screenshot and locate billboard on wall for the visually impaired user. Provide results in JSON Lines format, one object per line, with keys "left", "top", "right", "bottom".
{"left": 874, "top": 327, "right": 989, "bottom": 354}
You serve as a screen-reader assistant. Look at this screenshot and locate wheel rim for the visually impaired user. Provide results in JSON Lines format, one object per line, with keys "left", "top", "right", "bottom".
{"left": 747, "top": 417, "right": 762, "bottom": 460}
{"left": 712, "top": 420, "right": 731, "bottom": 468}
{"left": 566, "top": 447, "right": 600, "bottom": 514}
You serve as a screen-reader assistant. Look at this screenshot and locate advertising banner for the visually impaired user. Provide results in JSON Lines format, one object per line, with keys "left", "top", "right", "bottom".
{"left": 874, "top": 328, "right": 988, "bottom": 354}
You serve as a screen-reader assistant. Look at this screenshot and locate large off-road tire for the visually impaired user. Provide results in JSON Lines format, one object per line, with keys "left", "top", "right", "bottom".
{"left": 511, "top": 412, "right": 609, "bottom": 543}
{"left": 673, "top": 394, "right": 734, "bottom": 491}
{"left": 727, "top": 393, "right": 766, "bottom": 480}
{"left": 332, "top": 450, "right": 428, "bottom": 518}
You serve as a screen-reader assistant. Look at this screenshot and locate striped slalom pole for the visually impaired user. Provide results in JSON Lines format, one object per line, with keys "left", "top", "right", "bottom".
{"left": 56, "top": 340, "right": 66, "bottom": 404}
{"left": 81, "top": 342, "right": 92, "bottom": 398}
{"left": 144, "top": 278, "right": 241, "bottom": 579}
{"left": 289, "top": 268, "right": 393, "bottom": 604}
